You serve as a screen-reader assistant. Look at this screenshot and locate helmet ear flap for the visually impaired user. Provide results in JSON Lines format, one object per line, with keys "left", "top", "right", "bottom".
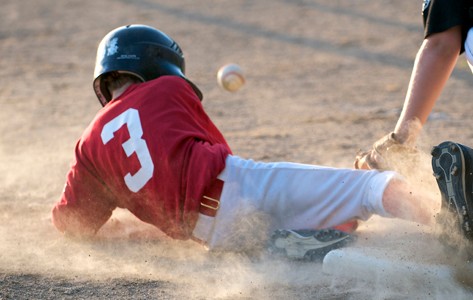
{"left": 94, "top": 72, "right": 145, "bottom": 106}
{"left": 93, "top": 75, "right": 112, "bottom": 106}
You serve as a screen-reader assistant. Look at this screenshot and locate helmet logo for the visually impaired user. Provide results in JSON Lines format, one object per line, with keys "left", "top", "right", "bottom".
{"left": 106, "top": 38, "right": 119, "bottom": 56}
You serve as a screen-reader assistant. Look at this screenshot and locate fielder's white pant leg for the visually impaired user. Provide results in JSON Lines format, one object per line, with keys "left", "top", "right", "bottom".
{"left": 206, "top": 155, "right": 397, "bottom": 249}
{"left": 465, "top": 27, "right": 473, "bottom": 73}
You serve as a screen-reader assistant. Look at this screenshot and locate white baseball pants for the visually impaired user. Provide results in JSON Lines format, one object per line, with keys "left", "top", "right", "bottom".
{"left": 193, "top": 155, "right": 397, "bottom": 250}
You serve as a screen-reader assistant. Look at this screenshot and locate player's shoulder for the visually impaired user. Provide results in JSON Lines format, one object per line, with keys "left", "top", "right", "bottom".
{"left": 145, "top": 75, "right": 189, "bottom": 89}
{"left": 135, "top": 76, "right": 200, "bottom": 108}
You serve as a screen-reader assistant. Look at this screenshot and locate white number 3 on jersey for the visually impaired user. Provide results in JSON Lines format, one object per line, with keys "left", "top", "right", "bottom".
{"left": 101, "top": 108, "right": 154, "bottom": 193}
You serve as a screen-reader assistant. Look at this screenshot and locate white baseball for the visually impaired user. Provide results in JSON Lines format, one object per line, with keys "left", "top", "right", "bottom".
{"left": 217, "top": 63, "right": 245, "bottom": 92}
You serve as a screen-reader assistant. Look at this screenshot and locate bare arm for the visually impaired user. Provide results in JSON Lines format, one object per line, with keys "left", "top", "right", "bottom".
{"left": 382, "top": 178, "right": 437, "bottom": 225}
{"left": 394, "top": 26, "right": 462, "bottom": 144}
{"left": 354, "top": 26, "right": 462, "bottom": 170}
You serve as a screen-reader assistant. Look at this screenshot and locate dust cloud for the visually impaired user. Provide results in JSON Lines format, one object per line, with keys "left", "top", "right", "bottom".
{"left": 1, "top": 147, "right": 472, "bottom": 299}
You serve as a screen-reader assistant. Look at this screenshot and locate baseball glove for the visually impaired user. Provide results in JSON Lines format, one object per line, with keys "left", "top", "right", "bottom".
{"left": 354, "top": 132, "right": 416, "bottom": 170}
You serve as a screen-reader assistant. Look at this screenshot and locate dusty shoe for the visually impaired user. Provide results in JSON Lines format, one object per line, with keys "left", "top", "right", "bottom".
{"left": 431, "top": 141, "right": 473, "bottom": 256}
{"left": 268, "top": 229, "right": 355, "bottom": 262}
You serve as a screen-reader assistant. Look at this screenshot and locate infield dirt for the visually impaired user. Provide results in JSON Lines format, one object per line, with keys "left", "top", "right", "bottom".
{"left": 1, "top": 0, "right": 473, "bottom": 299}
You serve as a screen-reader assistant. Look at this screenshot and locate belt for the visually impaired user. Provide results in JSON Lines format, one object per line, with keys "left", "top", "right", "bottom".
{"left": 199, "top": 179, "right": 224, "bottom": 217}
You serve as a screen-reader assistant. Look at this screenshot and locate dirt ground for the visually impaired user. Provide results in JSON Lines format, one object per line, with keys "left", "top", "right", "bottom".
{"left": 1, "top": 0, "right": 473, "bottom": 299}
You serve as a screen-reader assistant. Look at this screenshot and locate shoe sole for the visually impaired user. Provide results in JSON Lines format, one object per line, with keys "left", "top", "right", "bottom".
{"left": 431, "top": 141, "right": 473, "bottom": 239}
{"left": 268, "top": 229, "right": 355, "bottom": 261}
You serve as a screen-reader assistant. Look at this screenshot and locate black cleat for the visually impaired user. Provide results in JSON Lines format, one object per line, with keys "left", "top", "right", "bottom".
{"left": 431, "top": 141, "right": 473, "bottom": 244}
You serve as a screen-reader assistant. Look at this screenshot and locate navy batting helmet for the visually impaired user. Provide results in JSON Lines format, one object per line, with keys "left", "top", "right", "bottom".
{"left": 93, "top": 24, "right": 203, "bottom": 106}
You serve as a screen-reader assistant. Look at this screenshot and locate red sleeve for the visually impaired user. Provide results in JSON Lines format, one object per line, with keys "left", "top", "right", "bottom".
{"left": 52, "top": 142, "right": 116, "bottom": 237}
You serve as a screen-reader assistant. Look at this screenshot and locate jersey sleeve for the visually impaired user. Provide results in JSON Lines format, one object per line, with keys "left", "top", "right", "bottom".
{"left": 52, "top": 142, "right": 116, "bottom": 237}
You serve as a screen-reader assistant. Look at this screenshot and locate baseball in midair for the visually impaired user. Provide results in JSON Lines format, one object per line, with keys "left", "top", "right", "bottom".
{"left": 217, "top": 63, "right": 245, "bottom": 92}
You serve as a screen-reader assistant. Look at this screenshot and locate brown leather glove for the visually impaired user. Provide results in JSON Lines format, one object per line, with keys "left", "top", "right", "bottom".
{"left": 354, "top": 132, "right": 416, "bottom": 170}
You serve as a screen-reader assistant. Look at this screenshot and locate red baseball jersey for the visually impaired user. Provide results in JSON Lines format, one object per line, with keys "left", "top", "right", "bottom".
{"left": 52, "top": 76, "right": 231, "bottom": 239}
